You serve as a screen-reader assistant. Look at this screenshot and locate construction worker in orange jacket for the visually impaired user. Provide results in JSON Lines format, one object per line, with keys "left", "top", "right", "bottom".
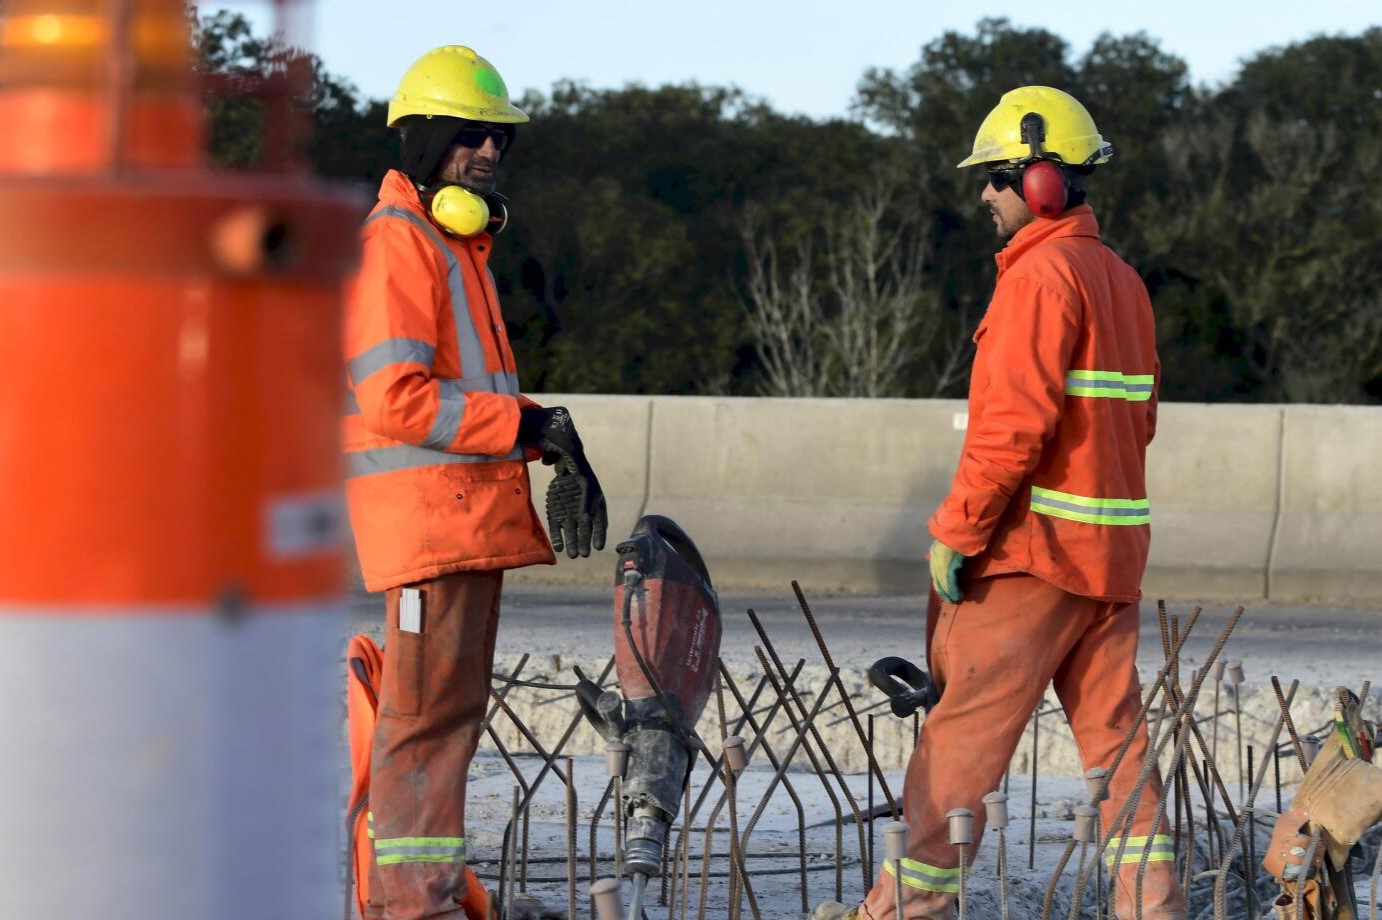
{"left": 344, "top": 45, "right": 607, "bottom": 920}
{"left": 827, "top": 87, "right": 1187, "bottom": 920}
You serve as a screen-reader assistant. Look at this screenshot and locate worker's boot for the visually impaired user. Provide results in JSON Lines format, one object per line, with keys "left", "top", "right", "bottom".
{"left": 808, "top": 902, "right": 859, "bottom": 920}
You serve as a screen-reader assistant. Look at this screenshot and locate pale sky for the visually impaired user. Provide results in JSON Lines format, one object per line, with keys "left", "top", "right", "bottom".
{"left": 211, "top": 1, "right": 1378, "bottom": 120}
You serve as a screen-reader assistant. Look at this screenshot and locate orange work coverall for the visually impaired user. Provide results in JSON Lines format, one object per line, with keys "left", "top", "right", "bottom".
{"left": 344, "top": 169, "right": 555, "bottom": 919}
{"left": 860, "top": 206, "right": 1185, "bottom": 919}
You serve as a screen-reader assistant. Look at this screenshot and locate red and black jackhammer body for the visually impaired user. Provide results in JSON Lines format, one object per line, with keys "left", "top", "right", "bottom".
{"left": 577, "top": 515, "right": 722, "bottom": 918}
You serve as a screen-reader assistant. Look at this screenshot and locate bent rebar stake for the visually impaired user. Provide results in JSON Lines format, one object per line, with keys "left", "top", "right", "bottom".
{"left": 1213, "top": 680, "right": 1299, "bottom": 920}
{"left": 717, "top": 662, "right": 811, "bottom": 913}
{"left": 748, "top": 608, "right": 870, "bottom": 891}
{"left": 1067, "top": 605, "right": 1227, "bottom": 920}
{"left": 984, "top": 792, "right": 1011, "bottom": 920}
{"left": 793, "top": 581, "right": 899, "bottom": 818}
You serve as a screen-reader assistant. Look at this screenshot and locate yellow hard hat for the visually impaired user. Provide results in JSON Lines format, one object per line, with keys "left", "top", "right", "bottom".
{"left": 957, "top": 86, "right": 1112, "bottom": 169}
{"left": 387, "top": 45, "right": 529, "bottom": 127}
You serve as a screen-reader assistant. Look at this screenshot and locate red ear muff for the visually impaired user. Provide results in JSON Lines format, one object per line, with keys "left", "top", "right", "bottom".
{"left": 1022, "top": 160, "right": 1067, "bottom": 219}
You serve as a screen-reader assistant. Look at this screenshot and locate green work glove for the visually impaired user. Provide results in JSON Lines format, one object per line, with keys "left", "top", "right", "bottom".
{"left": 929, "top": 538, "right": 966, "bottom": 604}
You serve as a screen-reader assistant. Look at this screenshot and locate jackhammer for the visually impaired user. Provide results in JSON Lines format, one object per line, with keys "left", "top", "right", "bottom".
{"left": 576, "top": 515, "right": 722, "bottom": 920}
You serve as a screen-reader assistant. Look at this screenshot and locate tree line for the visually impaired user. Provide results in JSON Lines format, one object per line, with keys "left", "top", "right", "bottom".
{"left": 194, "top": 12, "right": 1382, "bottom": 404}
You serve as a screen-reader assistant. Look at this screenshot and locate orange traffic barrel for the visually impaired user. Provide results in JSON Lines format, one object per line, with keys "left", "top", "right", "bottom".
{"left": 0, "top": 1, "right": 361, "bottom": 917}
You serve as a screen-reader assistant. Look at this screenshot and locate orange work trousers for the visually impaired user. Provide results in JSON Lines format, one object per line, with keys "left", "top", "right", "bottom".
{"left": 860, "top": 573, "right": 1186, "bottom": 920}
{"left": 365, "top": 570, "right": 503, "bottom": 920}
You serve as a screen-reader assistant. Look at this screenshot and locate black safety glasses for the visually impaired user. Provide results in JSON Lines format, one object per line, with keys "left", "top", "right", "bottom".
{"left": 986, "top": 165, "right": 1024, "bottom": 193}
{"left": 454, "top": 124, "right": 511, "bottom": 152}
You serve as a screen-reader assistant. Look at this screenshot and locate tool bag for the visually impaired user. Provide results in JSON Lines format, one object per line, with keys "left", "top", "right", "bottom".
{"left": 345, "top": 634, "right": 384, "bottom": 920}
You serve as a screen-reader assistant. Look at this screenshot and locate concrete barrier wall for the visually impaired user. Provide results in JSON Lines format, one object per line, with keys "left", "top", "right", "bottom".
{"left": 493, "top": 397, "right": 1382, "bottom": 606}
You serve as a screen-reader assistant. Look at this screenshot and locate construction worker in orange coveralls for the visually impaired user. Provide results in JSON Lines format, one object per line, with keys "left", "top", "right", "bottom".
{"left": 818, "top": 86, "right": 1188, "bottom": 920}
{"left": 344, "top": 46, "right": 607, "bottom": 920}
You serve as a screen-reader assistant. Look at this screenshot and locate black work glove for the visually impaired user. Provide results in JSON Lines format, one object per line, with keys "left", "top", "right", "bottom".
{"left": 518, "top": 406, "right": 608, "bottom": 558}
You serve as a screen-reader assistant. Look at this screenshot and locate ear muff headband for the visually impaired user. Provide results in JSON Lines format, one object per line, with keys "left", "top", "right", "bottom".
{"left": 430, "top": 185, "right": 489, "bottom": 236}
{"left": 1017, "top": 112, "right": 1068, "bottom": 219}
{"left": 426, "top": 184, "right": 510, "bottom": 238}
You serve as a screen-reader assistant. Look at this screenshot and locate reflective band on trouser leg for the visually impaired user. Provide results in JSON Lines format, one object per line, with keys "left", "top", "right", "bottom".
{"left": 375, "top": 835, "right": 467, "bottom": 866}
{"left": 1065, "top": 369, "right": 1155, "bottom": 401}
{"left": 1031, "top": 486, "right": 1151, "bottom": 526}
{"left": 1105, "top": 835, "right": 1176, "bottom": 866}
{"left": 883, "top": 856, "right": 962, "bottom": 894}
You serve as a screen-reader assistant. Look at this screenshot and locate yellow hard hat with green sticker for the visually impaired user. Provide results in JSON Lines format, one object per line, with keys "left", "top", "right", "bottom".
{"left": 957, "top": 86, "right": 1111, "bottom": 168}
{"left": 387, "top": 45, "right": 529, "bottom": 127}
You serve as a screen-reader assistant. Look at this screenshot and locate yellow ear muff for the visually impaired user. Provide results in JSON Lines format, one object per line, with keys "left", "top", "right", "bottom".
{"left": 429, "top": 184, "right": 490, "bottom": 237}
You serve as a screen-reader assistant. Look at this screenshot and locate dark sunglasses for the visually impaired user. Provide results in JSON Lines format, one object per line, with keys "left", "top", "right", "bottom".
{"left": 454, "top": 124, "right": 511, "bottom": 152}
{"left": 986, "top": 165, "right": 1024, "bottom": 193}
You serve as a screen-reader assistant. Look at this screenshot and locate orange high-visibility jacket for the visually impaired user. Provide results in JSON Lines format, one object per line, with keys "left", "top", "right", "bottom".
{"left": 929, "top": 206, "right": 1158, "bottom": 602}
{"left": 343, "top": 170, "right": 555, "bottom": 591}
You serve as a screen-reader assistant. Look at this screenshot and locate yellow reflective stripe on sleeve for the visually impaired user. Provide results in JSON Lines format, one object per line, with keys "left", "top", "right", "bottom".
{"left": 374, "top": 835, "right": 467, "bottom": 866}
{"left": 883, "top": 857, "right": 961, "bottom": 893}
{"left": 1065, "top": 369, "right": 1155, "bottom": 401}
{"left": 1031, "top": 486, "right": 1150, "bottom": 526}
{"left": 1105, "top": 834, "right": 1175, "bottom": 866}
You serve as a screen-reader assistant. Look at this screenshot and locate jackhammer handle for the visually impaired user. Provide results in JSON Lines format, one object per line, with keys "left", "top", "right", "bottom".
{"left": 868, "top": 656, "right": 940, "bottom": 718}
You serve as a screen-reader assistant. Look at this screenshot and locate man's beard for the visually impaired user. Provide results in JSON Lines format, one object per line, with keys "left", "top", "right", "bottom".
{"left": 457, "top": 161, "right": 498, "bottom": 196}
{"left": 993, "top": 206, "right": 1035, "bottom": 239}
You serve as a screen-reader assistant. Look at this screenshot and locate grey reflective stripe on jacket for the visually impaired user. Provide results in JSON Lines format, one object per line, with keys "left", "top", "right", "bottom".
{"left": 344, "top": 371, "right": 520, "bottom": 418}
{"left": 365, "top": 205, "right": 488, "bottom": 380}
{"left": 347, "top": 337, "right": 436, "bottom": 384}
{"left": 347, "top": 443, "right": 524, "bottom": 478}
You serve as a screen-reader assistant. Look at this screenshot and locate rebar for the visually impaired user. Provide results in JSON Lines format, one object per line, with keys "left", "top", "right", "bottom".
{"left": 742, "top": 645, "right": 839, "bottom": 901}
{"left": 1245, "top": 745, "right": 1256, "bottom": 919}
{"left": 679, "top": 782, "right": 691, "bottom": 920}
{"left": 862, "top": 712, "right": 873, "bottom": 878}
{"left": 747, "top": 609, "right": 870, "bottom": 891}
{"left": 714, "top": 662, "right": 809, "bottom": 910}
{"left": 1070, "top": 606, "right": 1227, "bottom": 920}
{"left": 1275, "top": 744, "right": 1283, "bottom": 814}
{"left": 667, "top": 669, "right": 800, "bottom": 920}
{"left": 1272, "top": 675, "right": 1310, "bottom": 773}
{"left": 590, "top": 777, "right": 615, "bottom": 902}
{"left": 1041, "top": 838, "right": 1079, "bottom": 920}
{"left": 958, "top": 842, "right": 968, "bottom": 920}
{"left": 1371, "top": 831, "right": 1381, "bottom": 920}
{"left": 793, "top": 581, "right": 899, "bottom": 818}
{"left": 1134, "top": 688, "right": 1198, "bottom": 920}
{"left": 1030, "top": 704, "right": 1041, "bottom": 871}
{"left": 505, "top": 785, "right": 521, "bottom": 920}
{"left": 997, "top": 826, "right": 1010, "bottom": 920}
{"left": 884, "top": 821, "right": 907, "bottom": 920}
{"left": 746, "top": 613, "right": 862, "bottom": 889}
{"left": 1213, "top": 680, "right": 1299, "bottom": 920}
{"left": 714, "top": 672, "right": 745, "bottom": 920}
{"left": 736, "top": 658, "right": 841, "bottom": 890}
{"left": 565, "top": 757, "right": 578, "bottom": 920}
{"left": 1295, "top": 829, "right": 1323, "bottom": 920}
{"left": 481, "top": 653, "right": 531, "bottom": 735}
